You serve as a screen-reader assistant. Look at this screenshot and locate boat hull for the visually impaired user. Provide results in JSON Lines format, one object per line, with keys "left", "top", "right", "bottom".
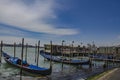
{"left": 3, "top": 52, "right": 52, "bottom": 76}
{"left": 40, "top": 51, "right": 90, "bottom": 65}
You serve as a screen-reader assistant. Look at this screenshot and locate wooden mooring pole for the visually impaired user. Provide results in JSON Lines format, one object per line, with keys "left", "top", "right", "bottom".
{"left": 37, "top": 40, "right": 40, "bottom": 66}
{"left": 25, "top": 43, "right": 28, "bottom": 62}
{"left": 69, "top": 45, "right": 72, "bottom": 72}
{"left": 71, "top": 41, "right": 74, "bottom": 61}
{"left": 89, "top": 56, "right": 92, "bottom": 68}
{"left": 50, "top": 41, "right": 52, "bottom": 69}
{"left": 20, "top": 38, "right": 24, "bottom": 80}
{"left": 14, "top": 42, "right": 16, "bottom": 58}
{"left": 0, "top": 41, "right": 3, "bottom": 63}
{"left": 69, "top": 44, "right": 71, "bottom": 65}
{"left": 35, "top": 44, "right": 37, "bottom": 63}
{"left": 61, "top": 40, "right": 65, "bottom": 71}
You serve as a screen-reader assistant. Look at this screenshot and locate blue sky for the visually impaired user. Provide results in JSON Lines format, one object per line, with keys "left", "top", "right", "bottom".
{"left": 0, "top": 0, "right": 120, "bottom": 46}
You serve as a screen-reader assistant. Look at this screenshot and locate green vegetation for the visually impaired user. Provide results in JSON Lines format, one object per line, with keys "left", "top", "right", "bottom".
{"left": 86, "top": 69, "right": 112, "bottom": 80}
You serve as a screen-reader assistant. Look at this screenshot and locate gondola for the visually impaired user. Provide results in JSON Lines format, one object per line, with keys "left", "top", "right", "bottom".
{"left": 40, "top": 50, "right": 90, "bottom": 65}
{"left": 2, "top": 52, "right": 52, "bottom": 76}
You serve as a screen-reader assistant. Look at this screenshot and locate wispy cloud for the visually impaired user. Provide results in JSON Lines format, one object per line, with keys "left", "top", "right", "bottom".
{"left": 0, "top": 0, "right": 78, "bottom": 35}
{"left": 0, "top": 25, "right": 26, "bottom": 37}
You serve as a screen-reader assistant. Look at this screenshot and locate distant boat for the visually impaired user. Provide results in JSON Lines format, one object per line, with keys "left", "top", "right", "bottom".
{"left": 2, "top": 52, "right": 52, "bottom": 76}
{"left": 40, "top": 50, "right": 90, "bottom": 65}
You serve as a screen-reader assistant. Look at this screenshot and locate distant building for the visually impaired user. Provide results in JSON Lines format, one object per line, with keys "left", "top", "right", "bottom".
{"left": 44, "top": 44, "right": 97, "bottom": 56}
{"left": 97, "top": 46, "right": 120, "bottom": 59}
{"left": 44, "top": 44, "right": 83, "bottom": 56}
{"left": 44, "top": 44, "right": 120, "bottom": 58}
{"left": 98, "top": 46, "right": 114, "bottom": 54}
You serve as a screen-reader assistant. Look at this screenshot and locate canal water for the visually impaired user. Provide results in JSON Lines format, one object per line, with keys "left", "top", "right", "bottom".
{"left": 0, "top": 46, "right": 114, "bottom": 80}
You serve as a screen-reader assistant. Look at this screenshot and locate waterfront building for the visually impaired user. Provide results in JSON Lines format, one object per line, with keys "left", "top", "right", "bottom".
{"left": 98, "top": 46, "right": 114, "bottom": 54}
{"left": 44, "top": 44, "right": 83, "bottom": 56}
{"left": 98, "top": 46, "right": 120, "bottom": 59}
{"left": 44, "top": 44, "right": 97, "bottom": 56}
{"left": 44, "top": 44, "right": 120, "bottom": 59}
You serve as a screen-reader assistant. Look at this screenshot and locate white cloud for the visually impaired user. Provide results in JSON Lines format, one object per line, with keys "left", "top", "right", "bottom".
{"left": 0, "top": 0, "right": 78, "bottom": 35}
